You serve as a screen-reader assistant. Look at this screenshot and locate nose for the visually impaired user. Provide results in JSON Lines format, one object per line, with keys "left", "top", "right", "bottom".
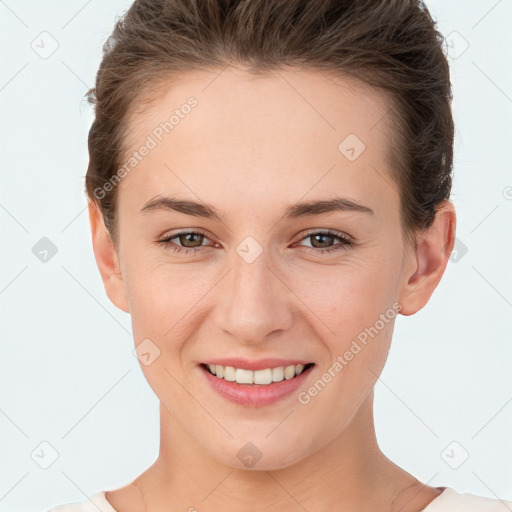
{"left": 213, "top": 250, "right": 294, "bottom": 345}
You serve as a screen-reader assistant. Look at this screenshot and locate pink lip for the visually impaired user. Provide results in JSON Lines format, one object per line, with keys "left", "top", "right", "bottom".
{"left": 201, "top": 358, "right": 312, "bottom": 371}
{"left": 199, "top": 363, "right": 315, "bottom": 407}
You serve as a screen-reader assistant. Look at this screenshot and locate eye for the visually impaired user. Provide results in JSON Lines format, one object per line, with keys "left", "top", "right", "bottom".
{"left": 295, "top": 230, "right": 354, "bottom": 255}
{"left": 157, "top": 229, "right": 217, "bottom": 254}
{"left": 157, "top": 229, "right": 354, "bottom": 255}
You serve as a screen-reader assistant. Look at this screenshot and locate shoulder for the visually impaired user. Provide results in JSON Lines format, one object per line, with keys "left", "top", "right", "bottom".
{"left": 47, "top": 492, "right": 117, "bottom": 512}
{"left": 422, "top": 487, "right": 512, "bottom": 511}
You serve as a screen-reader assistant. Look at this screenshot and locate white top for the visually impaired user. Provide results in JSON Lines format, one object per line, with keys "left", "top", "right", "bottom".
{"left": 47, "top": 487, "right": 512, "bottom": 512}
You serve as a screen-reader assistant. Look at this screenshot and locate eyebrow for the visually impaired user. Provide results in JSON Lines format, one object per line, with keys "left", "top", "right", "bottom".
{"left": 140, "top": 195, "right": 374, "bottom": 221}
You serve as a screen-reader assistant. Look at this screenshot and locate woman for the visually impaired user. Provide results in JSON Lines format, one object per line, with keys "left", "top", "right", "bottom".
{"left": 48, "top": 0, "right": 511, "bottom": 511}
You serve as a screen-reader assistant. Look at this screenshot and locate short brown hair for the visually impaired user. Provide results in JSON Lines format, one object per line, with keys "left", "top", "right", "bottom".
{"left": 85, "top": 0, "right": 454, "bottom": 249}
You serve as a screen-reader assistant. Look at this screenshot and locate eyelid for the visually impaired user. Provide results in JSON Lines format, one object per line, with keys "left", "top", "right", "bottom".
{"left": 158, "top": 227, "right": 355, "bottom": 255}
{"left": 160, "top": 227, "right": 211, "bottom": 240}
{"left": 297, "top": 228, "right": 353, "bottom": 244}
{"left": 158, "top": 228, "right": 217, "bottom": 250}
{"left": 160, "top": 228, "right": 353, "bottom": 245}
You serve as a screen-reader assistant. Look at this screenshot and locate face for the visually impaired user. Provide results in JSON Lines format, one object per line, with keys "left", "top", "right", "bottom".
{"left": 91, "top": 67, "right": 444, "bottom": 471}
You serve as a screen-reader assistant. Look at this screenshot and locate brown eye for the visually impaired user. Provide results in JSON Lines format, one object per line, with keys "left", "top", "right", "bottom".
{"left": 308, "top": 233, "right": 336, "bottom": 249}
{"left": 158, "top": 230, "right": 214, "bottom": 254}
{"left": 177, "top": 232, "right": 205, "bottom": 248}
{"left": 297, "top": 230, "right": 354, "bottom": 255}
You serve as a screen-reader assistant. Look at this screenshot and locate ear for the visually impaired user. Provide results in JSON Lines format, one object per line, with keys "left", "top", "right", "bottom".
{"left": 88, "top": 200, "right": 130, "bottom": 313}
{"left": 398, "top": 200, "right": 456, "bottom": 316}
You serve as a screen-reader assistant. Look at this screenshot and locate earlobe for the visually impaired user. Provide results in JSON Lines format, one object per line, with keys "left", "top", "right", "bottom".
{"left": 88, "top": 200, "right": 130, "bottom": 313}
{"left": 398, "top": 200, "right": 456, "bottom": 316}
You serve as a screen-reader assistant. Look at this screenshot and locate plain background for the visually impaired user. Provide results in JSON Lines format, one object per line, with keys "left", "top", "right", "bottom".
{"left": 1, "top": 1, "right": 511, "bottom": 511}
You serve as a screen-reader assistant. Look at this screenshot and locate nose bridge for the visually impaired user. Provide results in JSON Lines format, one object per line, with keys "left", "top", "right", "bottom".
{"left": 216, "top": 244, "right": 293, "bottom": 343}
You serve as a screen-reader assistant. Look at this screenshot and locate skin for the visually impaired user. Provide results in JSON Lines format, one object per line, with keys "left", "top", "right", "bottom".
{"left": 88, "top": 66, "right": 456, "bottom": 512}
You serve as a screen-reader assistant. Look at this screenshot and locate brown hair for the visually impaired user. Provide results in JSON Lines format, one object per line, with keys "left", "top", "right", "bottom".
{"left": 85, "top": 0, "right": 454, "bottom": 250}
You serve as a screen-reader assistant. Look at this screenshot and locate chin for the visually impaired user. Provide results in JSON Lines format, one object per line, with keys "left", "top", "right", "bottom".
{"left": 204, "top": 436, "right": 313, "bottom": 471}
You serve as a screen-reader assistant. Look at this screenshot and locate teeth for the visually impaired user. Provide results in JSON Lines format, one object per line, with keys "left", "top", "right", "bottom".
{"left": 271, "top": 366, "right": 284, "bottom": 382}
{"left": 224, "top": 366, "right": 236, "bottom": 382}
{"left": 205, "top": 363, "right": 309, "bottom": 385}
{"left": 284, "top": 365, "right": 295, "bottom": 380}
{"left": 254, "top": 368, "right": 272, "bottom": 385}
{"left": 235, "top": 368, "right": 253, "bottom": 384}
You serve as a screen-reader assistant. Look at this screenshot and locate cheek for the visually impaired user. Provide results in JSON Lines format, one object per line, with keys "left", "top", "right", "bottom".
{"left": 125, "top": 258, "right": 216, "bottom": 348}
{"left": 294, "top": 258, "right": 396, "bottom": 330}
{"left": 125, "top": 264, "right": 206, "bottom": 399}
{"left": 298, "top": 274, "right": 397, "bottom": 425}
{"left": 291, "top": 257, "right": 399, "bottom": 393}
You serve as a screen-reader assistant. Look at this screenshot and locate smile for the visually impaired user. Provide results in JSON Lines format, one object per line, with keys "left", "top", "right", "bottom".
{"left": 203, "top": 363, "right": 315, "bottom": 385}
{"left": 198, "top": 359, "right": 316, "bottom": 407}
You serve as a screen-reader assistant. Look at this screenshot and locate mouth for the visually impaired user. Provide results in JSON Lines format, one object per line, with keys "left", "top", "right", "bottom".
{"left": 200, "top": 362, "right": 315, "bottom": 385}
{"left": 199, "top": 360, "right": 315, "bottom": 406}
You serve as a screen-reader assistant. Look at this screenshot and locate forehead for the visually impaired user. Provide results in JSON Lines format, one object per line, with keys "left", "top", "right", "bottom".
{"left": 118, "top": 67, "right": 399, "bottom": 219}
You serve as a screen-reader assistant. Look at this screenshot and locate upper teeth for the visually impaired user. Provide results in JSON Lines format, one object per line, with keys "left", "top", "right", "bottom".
{"left": 207, "top": 364, "right": 307, "bottom": 385}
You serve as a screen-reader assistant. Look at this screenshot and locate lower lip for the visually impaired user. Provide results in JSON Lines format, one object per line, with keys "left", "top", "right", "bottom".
{"left": 200, "top": 365, "right": 314, "bottom": 407}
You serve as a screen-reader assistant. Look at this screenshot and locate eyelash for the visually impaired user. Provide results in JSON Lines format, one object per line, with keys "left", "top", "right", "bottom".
{"left": 157, "top": 229, "right": 354, "bottom": 255}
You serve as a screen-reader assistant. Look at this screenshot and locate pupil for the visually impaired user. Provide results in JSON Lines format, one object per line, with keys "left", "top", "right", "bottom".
{"left": 181, "top": 233, "right": 202, "bottom": 247}
{"left": 313, "top": 234, "right": 331, "bottom": 248}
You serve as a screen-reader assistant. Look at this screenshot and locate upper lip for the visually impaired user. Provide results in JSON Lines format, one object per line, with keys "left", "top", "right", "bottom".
{"left": 201, "top": 358, "right": 314, "bottom": 371}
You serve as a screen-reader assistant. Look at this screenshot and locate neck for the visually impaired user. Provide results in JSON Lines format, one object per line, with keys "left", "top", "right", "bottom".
{"left": 132, "top": 390, "right": 420, "bottom": 512}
